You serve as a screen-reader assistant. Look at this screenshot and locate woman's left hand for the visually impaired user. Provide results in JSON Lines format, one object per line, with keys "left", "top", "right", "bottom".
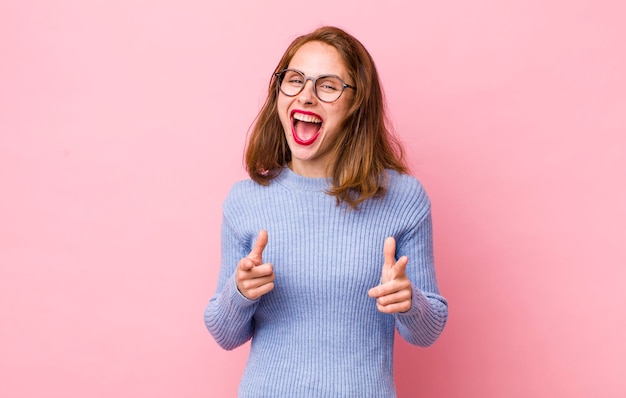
{"left": 367, "top": 237, "right": 413, "bottom": 313}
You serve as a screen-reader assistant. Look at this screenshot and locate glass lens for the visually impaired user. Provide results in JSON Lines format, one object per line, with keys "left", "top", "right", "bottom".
{"left": 280, "top": 70, "right": 305, "bottom": 96}
{"left": 315, "top": 76, "right": 343, "bottom": 102}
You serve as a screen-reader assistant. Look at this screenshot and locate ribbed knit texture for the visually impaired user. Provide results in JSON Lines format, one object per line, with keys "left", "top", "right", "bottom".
{"left": 205, "top": 167, "right": 448, "bottom": 397}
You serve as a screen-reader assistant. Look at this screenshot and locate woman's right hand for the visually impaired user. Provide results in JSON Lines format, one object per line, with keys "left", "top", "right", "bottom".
{"left": 236, "top": 229, "right": 275, "bottom": 300}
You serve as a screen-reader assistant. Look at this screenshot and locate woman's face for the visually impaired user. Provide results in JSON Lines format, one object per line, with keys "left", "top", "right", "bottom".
{"left": 277, "top": 41, "right": 354, "bottom": 178}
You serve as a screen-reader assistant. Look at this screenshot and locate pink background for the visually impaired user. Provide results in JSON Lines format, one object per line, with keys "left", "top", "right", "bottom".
{"left": 1, "top": 1, "right": 625, "bottom": 397}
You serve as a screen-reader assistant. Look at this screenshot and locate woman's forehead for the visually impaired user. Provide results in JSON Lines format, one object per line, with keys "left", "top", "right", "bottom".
{"left": 288, "top": 41, "right": 348, "bottom": 78}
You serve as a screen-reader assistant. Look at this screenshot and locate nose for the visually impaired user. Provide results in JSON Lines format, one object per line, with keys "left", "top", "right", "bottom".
{"left": 297, "top": 78, "right": 317, "bottom": 104}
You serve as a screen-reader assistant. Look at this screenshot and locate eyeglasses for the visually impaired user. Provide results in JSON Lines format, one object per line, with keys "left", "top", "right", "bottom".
{"left": 275, "top": 68, "right": 356, "bottom": 103}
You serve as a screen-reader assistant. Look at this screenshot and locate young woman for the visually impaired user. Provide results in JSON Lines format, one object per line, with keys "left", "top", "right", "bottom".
{"left": 205, "top": 26, "right": 448, "bottom": 397}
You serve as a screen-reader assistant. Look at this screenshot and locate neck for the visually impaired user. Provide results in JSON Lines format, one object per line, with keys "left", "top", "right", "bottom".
{"left": 288, "top": 160, "right": 330, "bottom": 178}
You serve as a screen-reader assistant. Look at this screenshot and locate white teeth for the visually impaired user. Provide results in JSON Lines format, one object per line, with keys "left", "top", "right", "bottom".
{"left": 293, "top": 113, "right": 322, "bottom": 124}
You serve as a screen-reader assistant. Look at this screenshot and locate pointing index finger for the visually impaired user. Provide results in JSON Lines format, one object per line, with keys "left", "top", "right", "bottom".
{"left": 383, "top": 236, "right": 396, "bottom": 266}
{"left": 248, "top": 229, "right": 268, "bottom": 261}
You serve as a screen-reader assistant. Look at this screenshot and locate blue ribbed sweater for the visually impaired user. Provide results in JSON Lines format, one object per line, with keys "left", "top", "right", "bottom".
{"left": 205, "top": 167, "right": 448, "bottom": 397}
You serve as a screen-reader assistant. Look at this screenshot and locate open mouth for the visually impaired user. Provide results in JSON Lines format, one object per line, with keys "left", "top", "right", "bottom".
{"left": 291, "top": 110, "right": 323, "bottom": 146}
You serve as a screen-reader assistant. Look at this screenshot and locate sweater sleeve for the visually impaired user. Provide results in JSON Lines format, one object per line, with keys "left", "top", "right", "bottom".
{"left": 204, "top": 212, "right": 259, "bottom": 350}
{"left": 394, "top": 211, "right": 448, "bottom": 347}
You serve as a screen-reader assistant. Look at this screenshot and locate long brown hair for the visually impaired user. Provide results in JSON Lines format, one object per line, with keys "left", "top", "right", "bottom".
{"left": 245, "top": 26, "right": 408, "bottom": 209}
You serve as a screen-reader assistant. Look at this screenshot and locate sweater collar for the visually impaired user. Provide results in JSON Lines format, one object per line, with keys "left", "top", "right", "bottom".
{"left": 273, "top": 166, "right": 331, "bottom": 192}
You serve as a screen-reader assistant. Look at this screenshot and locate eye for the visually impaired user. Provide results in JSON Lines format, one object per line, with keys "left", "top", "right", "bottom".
{"left": 284, "top": 71, "right": 304, "bottom": 85}
{"left": 317, "top": 78, "right": 340, "bottom": 92}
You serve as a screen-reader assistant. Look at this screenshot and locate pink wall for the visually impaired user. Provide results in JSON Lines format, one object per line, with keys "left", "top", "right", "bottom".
{"left": 1, "top": 1, "right": 624, "bottom": 397}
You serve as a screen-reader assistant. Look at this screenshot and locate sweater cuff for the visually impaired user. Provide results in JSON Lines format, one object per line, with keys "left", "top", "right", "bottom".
{"left": 394, "top": 285, "right": 428, "bottom": 319}
{"left": 224, "top": 273, "right": 261, "bottom": 310}
{"left": 393, "top": 285, "right": 448, "bottom": 347}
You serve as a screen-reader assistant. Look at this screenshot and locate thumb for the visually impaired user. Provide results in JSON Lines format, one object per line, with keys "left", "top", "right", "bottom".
{"left": 391, "top": 256, "right": 409, "bottom": 280}
{"left": 239, "top": 258, "right": 255, "bottom": 271}
{"left": 248, "top": 229, "right": 268, "bottom": 263}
